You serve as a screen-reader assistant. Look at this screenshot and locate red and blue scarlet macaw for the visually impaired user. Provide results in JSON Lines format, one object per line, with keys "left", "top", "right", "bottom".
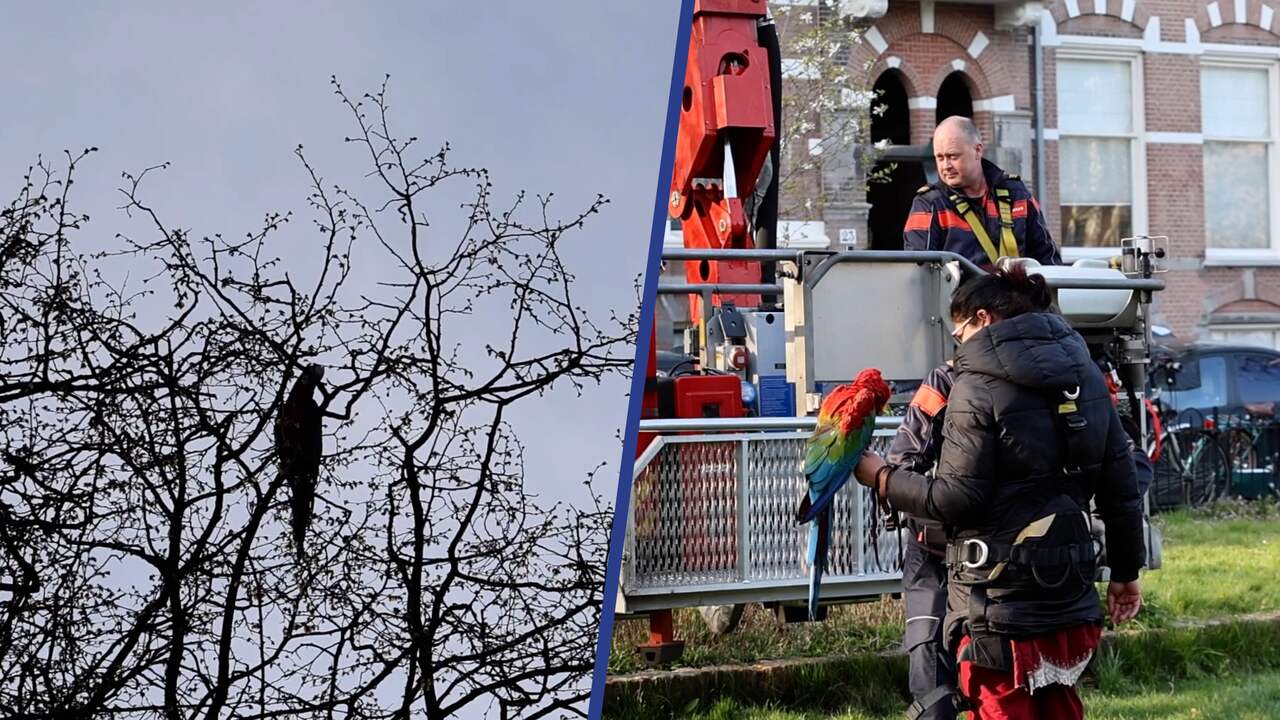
{"left": 796, "top": 368, "right": 893, "bottom": 620}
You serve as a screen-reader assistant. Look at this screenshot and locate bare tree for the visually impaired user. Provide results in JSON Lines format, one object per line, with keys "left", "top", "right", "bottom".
{"left": 773, "top": 3, "right": 881, "bottom": 238}
{"left": 0, "top": 77, "right": 633, "bottom": 719}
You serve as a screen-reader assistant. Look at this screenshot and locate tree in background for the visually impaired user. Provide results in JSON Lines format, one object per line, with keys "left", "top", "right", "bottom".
{"left": 773, "top": 2, "right": 881, "bottom": 247}
{"left": 0, "top": 78, "right": 633, "bottom": 719}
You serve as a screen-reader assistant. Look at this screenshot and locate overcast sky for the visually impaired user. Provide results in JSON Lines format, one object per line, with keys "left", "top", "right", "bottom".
{"left": 0, "top": 3, "right": 678, "bottom": 507}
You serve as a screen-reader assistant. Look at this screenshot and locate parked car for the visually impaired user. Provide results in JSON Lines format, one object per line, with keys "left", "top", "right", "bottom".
{"left": 1149, "top": 342, "right": 1280, "bottom": 420}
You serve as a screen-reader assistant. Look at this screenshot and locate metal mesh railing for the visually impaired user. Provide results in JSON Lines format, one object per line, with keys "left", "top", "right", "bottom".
{"left": 624, "top": 423, "right": 904, "bottom": 603}
{"left": 631, "top": 440, "right": 739, "bottom": 587}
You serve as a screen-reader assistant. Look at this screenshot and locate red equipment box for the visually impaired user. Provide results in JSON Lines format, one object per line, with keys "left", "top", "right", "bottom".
{"left": 672, "top": 374, "right": 743, "bottom": 419}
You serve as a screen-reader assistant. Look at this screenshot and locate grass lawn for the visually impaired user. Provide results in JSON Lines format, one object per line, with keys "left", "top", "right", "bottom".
{"left": 606, "top": 617, "right": 1280, "bottom": 719}
{"left": 1085, "top": 669, "right": 1280, "bottom": 719}
{"left": 676, "top": 668, "right": 1280, "bottom": 719}
{"left": 610, "top": 499, "right": 1280, "bottom": 675}
{"left": 609, "top": 597, "right": 905, "bottom": 675}
{"left": 1135, "top": 499, "right": 1280, "bottom": 628}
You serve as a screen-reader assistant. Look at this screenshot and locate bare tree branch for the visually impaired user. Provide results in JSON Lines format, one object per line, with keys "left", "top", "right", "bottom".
{"left": 0, "top": 78, "right": 630, "bottom": 719}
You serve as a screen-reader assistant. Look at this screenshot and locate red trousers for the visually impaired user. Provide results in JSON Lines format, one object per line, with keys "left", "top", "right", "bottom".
{"left": 955, "top": 628, "right": 1097, "bottom": 720}
{"left": 958, "top": 657, "right": 1083, "bottom": 719}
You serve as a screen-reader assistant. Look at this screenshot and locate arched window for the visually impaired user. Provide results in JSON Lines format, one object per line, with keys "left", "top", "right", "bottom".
{"left": 936, "top": 71, "right": 974, "bottom": 123}
{"left": 871, "top": 69, "right": 910, "bottom": 144}
{"left": 867, "top": 70, "right": 922, "bottom": 251}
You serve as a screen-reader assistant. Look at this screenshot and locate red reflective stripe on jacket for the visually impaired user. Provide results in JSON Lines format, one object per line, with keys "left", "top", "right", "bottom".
{"left": 911, "top": 384, "right": 947, "bottom": 417}
{"left": 905, "top": 211, "right": 933, "bottom": 232}
{"left": 937, "top": 209, "right": 969, "bottom": 230}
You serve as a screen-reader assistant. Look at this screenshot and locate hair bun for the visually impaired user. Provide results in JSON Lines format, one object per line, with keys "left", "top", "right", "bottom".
{"left": 998, "top": 263, "right": 1053, "bottom": 311}
{"left": 950, "top": 260, "right": 1056, "bottom": 322}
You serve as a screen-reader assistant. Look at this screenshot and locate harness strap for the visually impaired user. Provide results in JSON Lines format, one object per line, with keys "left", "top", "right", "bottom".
{"left": 905, "top": 684, "right": 966, "bottom": 720}
{"left": 950, "top": 188, "right": 1021, "bottom": 264}
{"left": 1051, "top": 386, "right": 1099, "bottom": 478}
{"left": 995, "top": 187, "right": 1019, "bottom": 259}
{"left": 945, "top": 539, "right": 1096, "bottom": 569}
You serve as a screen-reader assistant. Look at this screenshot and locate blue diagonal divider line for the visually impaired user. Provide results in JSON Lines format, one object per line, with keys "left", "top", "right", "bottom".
{"left": 586, "top": 0, "right": 694, "bottom": 716}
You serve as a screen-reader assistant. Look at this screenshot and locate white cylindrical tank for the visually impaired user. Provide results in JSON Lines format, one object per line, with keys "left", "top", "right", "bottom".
{"left": 1030, "top": 260, "right": 1134, "bottom": 323}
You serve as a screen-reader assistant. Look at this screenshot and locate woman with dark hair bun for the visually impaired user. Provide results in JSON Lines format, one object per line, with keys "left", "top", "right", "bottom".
{"left": 855, "top": 264, "right": 1144, "bottom": 719}
{"left": 949, "top": 262, "right": 1055, "bottom": 321}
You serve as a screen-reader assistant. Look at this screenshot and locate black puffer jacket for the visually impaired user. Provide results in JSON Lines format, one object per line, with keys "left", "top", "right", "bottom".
{"left": 885, "top": 312, "right": 1144, "bottom": 647}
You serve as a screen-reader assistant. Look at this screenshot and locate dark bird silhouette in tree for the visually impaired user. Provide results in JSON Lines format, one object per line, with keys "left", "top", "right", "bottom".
{"left": 2, "top": 449, "right": 41, "bottom": 483}
{"left": 275, "top": 364, "right": 324, "bottom": 557}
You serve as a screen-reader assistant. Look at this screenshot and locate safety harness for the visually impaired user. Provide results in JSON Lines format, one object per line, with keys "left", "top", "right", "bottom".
{"left": 906, "top": 685, "right": 968, "bottom": 720}
{"left": 949, "top": 187, "right": 1020, "bottom": 265}
{"left": 947, "top": 386, "right": 1100, "bottom": 671}
{"left": 907, "top": 387, "right": 1102, "bottom": 719}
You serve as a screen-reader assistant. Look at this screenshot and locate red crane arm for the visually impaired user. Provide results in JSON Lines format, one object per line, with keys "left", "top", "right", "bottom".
{"left": 670, "top": 0, "right": 776, "bottom": 315}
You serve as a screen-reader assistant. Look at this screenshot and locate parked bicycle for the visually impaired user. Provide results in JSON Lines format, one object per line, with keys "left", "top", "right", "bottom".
{"left": 1221, "top": 402, "right": 1279, "bottom": 472}
{"left": 1148, "top": 406, "right": 1230, "bottom": 510}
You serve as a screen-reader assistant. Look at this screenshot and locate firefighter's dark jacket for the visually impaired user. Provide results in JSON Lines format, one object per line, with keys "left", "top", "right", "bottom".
{"left": 904, "top": 159, "right": 1062, "bottom": 267}
{"left": 886, "top": 363, "right": 954, "bottom": 554}
{"left": 883, "top": 313, "right": 1145, "bottom": 640}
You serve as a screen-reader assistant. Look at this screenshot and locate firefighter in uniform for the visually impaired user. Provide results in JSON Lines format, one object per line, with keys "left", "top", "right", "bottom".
{"left": 888, "top": 362, "right": 961, "bottom": 720}
{"left": 905, "top": 116, "right": 1062, "bottom": 268}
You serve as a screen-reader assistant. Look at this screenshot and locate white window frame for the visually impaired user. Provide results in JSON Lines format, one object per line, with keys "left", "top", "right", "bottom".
{"left": 1208, "top": 323, "right": 1280, "bottom": 350}
{"left": 1201, "top": 55, "right": 1280, "bottom": 266}
{"left": 1055, "top": 47, "right": 1148, "bottom": 263}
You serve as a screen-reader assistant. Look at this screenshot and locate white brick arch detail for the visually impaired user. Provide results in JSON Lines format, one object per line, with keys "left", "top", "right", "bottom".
{"left": 1052, "top": 0, "right": 1148, "bottom": 29}
{"left": 859, "top": 14, "right": 1008, "bottom": 61}
{"left": 1195, "top": 0, "right": 1280, "bottom": 33}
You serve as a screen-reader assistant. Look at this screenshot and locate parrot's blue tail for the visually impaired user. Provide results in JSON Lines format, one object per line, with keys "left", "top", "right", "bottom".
{"left": 805, "top": 507, "right": 831, "bottom": 621}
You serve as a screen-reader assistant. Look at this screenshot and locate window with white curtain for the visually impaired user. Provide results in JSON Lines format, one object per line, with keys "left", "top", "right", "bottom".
{"left": 1202, "top": 62, "right": 1277, "bottom": 254}
{"left": 1056, "top": 55, "right": 1142, "bottom": 248}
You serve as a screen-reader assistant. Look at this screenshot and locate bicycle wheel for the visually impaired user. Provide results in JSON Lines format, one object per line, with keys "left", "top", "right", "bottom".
{"left": 1185, "top": 431, "right": 1230, "bottom": 505}
{"left": 1224, "top": 428, "right": 1259, "bottom": 471}
{"left": 1151, "top": 431, "right": 1186, "bottom": 511}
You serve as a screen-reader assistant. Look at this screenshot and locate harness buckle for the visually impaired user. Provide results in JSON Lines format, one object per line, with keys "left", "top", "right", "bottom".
{"left": 961, "top": 538, "right": 989, "bottom": 569}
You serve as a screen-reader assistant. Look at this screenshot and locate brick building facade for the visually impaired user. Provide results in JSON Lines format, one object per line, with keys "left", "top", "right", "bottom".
{"left": 773, "top": 0, "right": 1280, "bottom": 349}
